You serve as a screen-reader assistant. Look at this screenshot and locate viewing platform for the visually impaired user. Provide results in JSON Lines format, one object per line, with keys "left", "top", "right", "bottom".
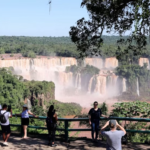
{"left": 1, "top": 116, "right": 150, "bottom": 149}
{"left": 0, "top": 134, "right": 149, "bottom": 150}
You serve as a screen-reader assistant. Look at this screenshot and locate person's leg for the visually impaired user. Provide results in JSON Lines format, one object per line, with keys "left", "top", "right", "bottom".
{"left": 1, "top": 125, "right": 5, "bottom": 141}
{"left": 91, "top": 122, "right": 95, "bottom": 140}
{"left": 23, "top": 125, "right": 28, "bottom": 138}
{"left": 2, "top": 133, "right": 6, "bottom": 141}
{"left": 95, "top": 120, "right": 100, "bottom": 140}
{"left": 4, "top": 133, "right": 10, "bottom": 142}
{"left": 51, "top": 130, "right": 55, "bottom": 144}
{"left": 51, "top": 129, "right": 57, "bottom": 147}
{"left": 48, "top": 129, "right": 52, "bottom": 144}
{"left": 4, "top": 125, "right": 11, "bottom": 142}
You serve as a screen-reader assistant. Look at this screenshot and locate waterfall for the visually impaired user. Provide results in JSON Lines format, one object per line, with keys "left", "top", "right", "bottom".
{"left": 122, "top": 78, "right": 127, "bottom": 92}
{"left": 75, "top": 73, "right": 79, "bottom": 88}
{"left": 78, "top": 74, "right": 81, "bottom": 89}
{"left": 137, "top": 78, "right": 140, "bottom": 96}
{"left": 75, "top": 73, "right": 81, "bottom": 89}
{"left": 88, "top": 76, "right": 94, "bottom": 94}
{"left": 30, "top": 59, "right": 35, "bottom": 71}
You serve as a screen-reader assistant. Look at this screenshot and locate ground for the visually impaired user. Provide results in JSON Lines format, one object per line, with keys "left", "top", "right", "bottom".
{"left": 0, "top": 135, "right": 150, "bottom": 150}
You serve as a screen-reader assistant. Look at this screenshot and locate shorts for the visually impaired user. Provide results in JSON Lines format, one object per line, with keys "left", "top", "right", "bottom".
{"left": 21, "top": 118, "right": 29, "bottom": 126}
{"left": 1, "top": 125, "right": 11, "bottom": 134}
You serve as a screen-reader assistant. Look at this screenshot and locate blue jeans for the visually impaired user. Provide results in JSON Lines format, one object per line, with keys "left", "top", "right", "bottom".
{"left": 91, "top": 121, "right": 100, "bottom": 139}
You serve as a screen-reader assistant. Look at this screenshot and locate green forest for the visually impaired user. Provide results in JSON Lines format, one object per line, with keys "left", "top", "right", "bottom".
{"left": 1, "top": 36, "right": 150, "bottom": 58}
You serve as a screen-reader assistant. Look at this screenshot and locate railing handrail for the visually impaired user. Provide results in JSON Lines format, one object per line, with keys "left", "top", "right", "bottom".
{"left": 11, "top": 115, "right": 150, "bottom": 141}
{"left": 13, "top": 114, "right": 150, "bottom": 122}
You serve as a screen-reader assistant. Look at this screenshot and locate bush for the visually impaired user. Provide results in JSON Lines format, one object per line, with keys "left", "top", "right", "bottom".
{"left": 111, "top": 101, "right": 150, "bottom": 143}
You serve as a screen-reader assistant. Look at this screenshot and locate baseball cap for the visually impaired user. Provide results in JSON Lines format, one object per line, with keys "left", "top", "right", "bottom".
{"left": 109, "top": 120, "right": 116, "bottom": 128}
{"left": 23, "top": 104, "right": 28, "bottom": 108}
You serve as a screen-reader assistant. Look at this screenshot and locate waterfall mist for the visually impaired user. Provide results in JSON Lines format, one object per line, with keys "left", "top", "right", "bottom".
{"left": 0, "top": 56, "right": 128, "bottom": 107}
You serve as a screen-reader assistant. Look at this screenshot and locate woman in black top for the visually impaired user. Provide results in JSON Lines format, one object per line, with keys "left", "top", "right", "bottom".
{"left": 88, "top": 101, "right": 107, "bottom": 141}
{"left": 47, "top": 105, "right": 58, "bottom": 147}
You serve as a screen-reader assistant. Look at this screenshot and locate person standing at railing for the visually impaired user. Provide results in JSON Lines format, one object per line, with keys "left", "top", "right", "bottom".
{"left": 88, "top": 101, "right": 108, "bottom": 142}
{"left": 100, "top": 120, "right": 126, "bottom": 150}
{"left": 46, "top": 105, "right": 58, "bottom": 147}
{"left": 0, "top": 104, "right": 12, "bottom": 146}
{"left": 17, "top": 104, "right": 37, "bottom": 139}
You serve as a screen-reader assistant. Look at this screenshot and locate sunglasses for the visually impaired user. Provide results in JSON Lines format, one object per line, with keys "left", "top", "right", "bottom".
{"left": 94, "top": 104, "right": 98, "bottom": 106}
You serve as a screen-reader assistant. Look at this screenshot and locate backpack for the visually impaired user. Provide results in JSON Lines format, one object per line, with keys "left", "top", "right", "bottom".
{"left": 46, "top": 116, "right": 56, "bottom": 130}
{"left": 0, "top": 111, "right": 7, "bottom": 123}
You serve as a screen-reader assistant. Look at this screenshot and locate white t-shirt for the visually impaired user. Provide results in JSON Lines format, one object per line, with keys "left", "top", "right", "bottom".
{"left": 0, "top": 110, "right": 11, "bottom": 126}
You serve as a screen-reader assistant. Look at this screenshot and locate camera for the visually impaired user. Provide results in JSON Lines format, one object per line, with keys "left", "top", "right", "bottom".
{"left": 7, "top": 105, "right": 11, "bottom": 112}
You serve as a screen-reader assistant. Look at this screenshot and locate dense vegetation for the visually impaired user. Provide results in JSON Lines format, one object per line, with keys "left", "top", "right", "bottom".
{"left": 0, "top": 68, "right": 82, "bottom": 135}
{"left": 0, "top": 36, "right": 78, "bottom": 58}
{"left": 1, "top": 36, "right": 150, "bottom": 59}
{"left": 112, "top": 101, "right": 150, "bottom": 143}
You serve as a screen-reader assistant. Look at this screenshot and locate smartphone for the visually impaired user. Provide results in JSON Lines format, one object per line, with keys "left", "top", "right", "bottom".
{"left": 7, "top": 105, "right": 11, "bottom": 112}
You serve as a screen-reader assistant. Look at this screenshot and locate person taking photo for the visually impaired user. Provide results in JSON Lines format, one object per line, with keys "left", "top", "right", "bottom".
{"left": 100, "top": 120, "right": 126, "bottom": 150}
{"left": 0, "top": 104, "right": 12, "bottom": 146}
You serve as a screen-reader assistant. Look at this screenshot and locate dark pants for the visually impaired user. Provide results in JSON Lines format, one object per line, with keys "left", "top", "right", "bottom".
{"left": 48, "top": 128, "right": 56, "bottom": 143}
{"left": 91, "top": 120, "right": 100, "bottom": 139}
{"left": 1, "top": 125, "right": 11, "bottom": 134}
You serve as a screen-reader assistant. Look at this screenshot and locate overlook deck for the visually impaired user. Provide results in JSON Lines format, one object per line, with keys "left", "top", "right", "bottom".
{"left": 0, "top": 135, "right": 149, "bottom": 150}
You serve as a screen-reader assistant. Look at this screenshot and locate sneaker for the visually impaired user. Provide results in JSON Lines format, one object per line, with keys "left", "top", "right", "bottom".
{"left": 3, "top": 142, "right": 8, "bottom": 146}
{"left": 51, "top": 144, "right": 57, "bottom": 147}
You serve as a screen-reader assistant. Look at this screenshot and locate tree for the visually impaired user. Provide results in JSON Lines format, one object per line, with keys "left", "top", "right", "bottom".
{"left": 69, "top": 0, "right": 150, "bottom": 59}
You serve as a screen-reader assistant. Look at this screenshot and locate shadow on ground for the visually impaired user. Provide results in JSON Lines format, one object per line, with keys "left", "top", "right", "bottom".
{"left": 0, "top": 133, "right": 149, "bottom": 150}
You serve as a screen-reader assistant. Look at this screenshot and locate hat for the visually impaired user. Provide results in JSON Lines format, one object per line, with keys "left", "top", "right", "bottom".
{"left": 109, "top": 120, "right": 116, "bottom": 128}
{"left": 23, "top": 104, "right": 28, "bottom": 108}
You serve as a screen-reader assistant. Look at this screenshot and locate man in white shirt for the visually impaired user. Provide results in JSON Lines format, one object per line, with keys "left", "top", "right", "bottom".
{"left": 0, "top": 104, "right": 12, "bottom": 146}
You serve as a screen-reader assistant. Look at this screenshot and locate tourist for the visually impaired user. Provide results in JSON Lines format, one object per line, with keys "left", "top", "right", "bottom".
{"left": 88, "top": 101, "right": 108, "bottom": 141}
{"left": 17, "top": 104, "right": 37, "bottom": 139}
{"left": 46, "top": 105, "right": 58, "bottom": 147}
{"left": 0, "top": 104, "right": 12, "bottom": 146}
{"left": 100, "top": 120, "right": 126, "bottom": 150}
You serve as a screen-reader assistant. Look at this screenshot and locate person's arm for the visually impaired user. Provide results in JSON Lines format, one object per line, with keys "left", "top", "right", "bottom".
{"left": 116, "top": 121, "right": 126, "bottom": 135}
{"left": 28, "top": 110, "right": 37, "bottom": 117}
{"left": 53, "top": 113, "right": 58, "bottom": 121}
{"left": 101, "top": 114, "right": 108, "bottom": 118}
{"left": 9, "top": 109, "right": 13, "bottom": 118}
{"left": 100, "top": 109, "right": 108, "bottom": 118}
{"left": 101, "top": 121, "right": 109, "bottom": 131}
{"left": 88, "top": 109, "right": 92, "bottom": 125}
{"left": 89, "top": 115, "right": 91, "bottom": 125}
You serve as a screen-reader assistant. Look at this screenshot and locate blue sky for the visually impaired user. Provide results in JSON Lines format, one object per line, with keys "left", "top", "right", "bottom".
{"left": 0, "top": 0, "right": 90, "bottom": 37}
{"left": 0, "top": 0, "right": 131, "bottom": 37}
